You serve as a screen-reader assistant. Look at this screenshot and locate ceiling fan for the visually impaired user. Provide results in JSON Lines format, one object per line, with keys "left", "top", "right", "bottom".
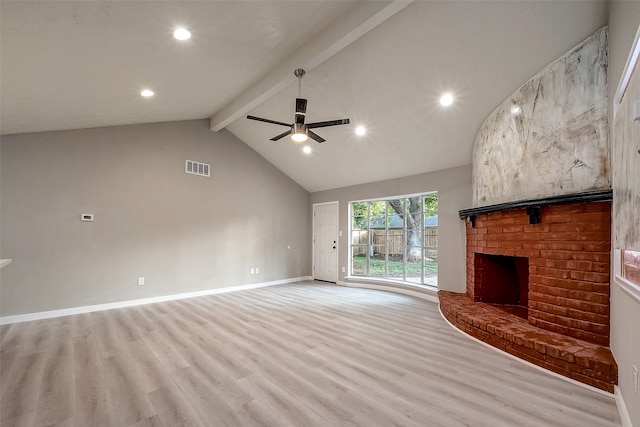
{"left": 247, "top": 69, "right": 350, "bottom": 143}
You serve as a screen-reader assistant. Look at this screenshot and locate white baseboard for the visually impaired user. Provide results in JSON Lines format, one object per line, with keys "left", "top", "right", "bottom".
{"left": 615, "top": 385, "right": 633, "bottom": 427}
{"left": 337, "top": 280, "right": 439, "bottom": 303}
{"left": 0, "top": 276, "right": 312, "bottom": 325}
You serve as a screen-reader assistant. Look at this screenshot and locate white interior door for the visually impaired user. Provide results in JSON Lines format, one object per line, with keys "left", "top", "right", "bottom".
{"left": 313, "top": 202, "right": 338, "bottom": 282}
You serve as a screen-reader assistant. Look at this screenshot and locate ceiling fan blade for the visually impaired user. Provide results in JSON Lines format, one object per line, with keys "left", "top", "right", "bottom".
{"left": 247, "top": 115, "right": 292, "bottom": 127}
{"left": 307, "top": 130, "right": 326, "bottom": 143}
{"left": 306, "top": 118, "right": 350, "bottom": 129}
{"left": 270, "top": 129, "right": 292, "bottom": 141}
{"left": 295, "top": 98, "right": 307, "bottom": 125}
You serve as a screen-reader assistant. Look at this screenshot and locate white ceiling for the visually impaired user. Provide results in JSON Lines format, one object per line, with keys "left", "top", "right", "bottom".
{"left": 1, "top": 1, "right": 609, "bottom": 192}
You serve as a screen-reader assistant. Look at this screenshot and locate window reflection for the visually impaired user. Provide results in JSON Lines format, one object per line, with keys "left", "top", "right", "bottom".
{"left": 622, "top": 250, "right": 640, "bottom": 286}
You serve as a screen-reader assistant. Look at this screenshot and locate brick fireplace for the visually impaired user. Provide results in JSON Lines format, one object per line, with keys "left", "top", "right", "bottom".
{"left": 440, "top": 190, "right": 618, "bottom": 392}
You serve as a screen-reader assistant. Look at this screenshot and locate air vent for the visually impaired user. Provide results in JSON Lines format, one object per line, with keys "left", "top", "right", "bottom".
{"left": 185, "top": 160, "right": 210, "bottom": 177}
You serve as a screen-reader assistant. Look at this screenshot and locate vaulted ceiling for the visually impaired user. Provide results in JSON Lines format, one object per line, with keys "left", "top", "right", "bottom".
{"left": 0, "top": 1, "right": 609, "bottom": 192}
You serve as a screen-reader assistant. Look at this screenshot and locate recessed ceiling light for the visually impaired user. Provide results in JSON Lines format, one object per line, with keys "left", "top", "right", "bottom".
{"left": 140, "top": 89, "right": 155, "bottom": 97}
{"left": 303, "top": 145, "right": 312, "bottom": 154}
{"left": 173, "top": 28, "right": 191, "bottom": 41}
{"left": 355, "top": 126, "right": 366, "bottom": 136}
{"left": 440, "top": 93, "right": 454, "bottom": 107}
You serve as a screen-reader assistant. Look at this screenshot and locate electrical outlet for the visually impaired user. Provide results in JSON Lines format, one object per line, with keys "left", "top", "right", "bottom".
{"left": 138, "top": 277, "right": 145, "bottom": 286}
{"left": 633, "top": 365, "right": 638, "bottom": 393}
{"left": 342, "top": 266, "right": 346, "bottom": 273}
{"left": 255, "top": 267, "right": 259, "bottom": 274}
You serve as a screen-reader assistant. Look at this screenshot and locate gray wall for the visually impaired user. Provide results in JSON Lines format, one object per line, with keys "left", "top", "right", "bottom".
{"left": 0, "top": 119, "right": 310, "bottom": 316}
{"left": 310, "top": 165, "right": 472, "bottom": 293}
{"left": 608, "top": 2, "right": 640, "bottom": 425}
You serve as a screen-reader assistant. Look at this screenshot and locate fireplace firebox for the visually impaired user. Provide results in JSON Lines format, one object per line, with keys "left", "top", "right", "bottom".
{"left": 475, "top": 254, "right": 529, "bottom": 319}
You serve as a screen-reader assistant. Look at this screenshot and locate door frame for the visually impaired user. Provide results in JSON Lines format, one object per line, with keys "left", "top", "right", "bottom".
{"left": 312, "top": 201, "right": 339, "bottom": 282}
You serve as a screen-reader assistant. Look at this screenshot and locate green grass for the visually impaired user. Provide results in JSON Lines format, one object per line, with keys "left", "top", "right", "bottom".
{"left": 351, "top": 256, "right": 437, "bottom": 278}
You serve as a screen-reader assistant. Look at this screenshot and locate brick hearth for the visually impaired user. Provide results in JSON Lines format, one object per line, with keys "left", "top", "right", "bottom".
{"left": 440, "top": 291, "right": 617, "bottom": 392}
{"left": 448, "top": 197, "right": 617, "bottom": 392}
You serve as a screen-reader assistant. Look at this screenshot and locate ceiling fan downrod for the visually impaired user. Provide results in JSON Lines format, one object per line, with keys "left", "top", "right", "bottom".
{"left": 294, "top": 68, "right": 305, "bottom": 98}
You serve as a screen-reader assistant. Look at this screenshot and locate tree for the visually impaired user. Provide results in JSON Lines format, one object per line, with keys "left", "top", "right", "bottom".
{"left": 352, "top": 193, "right": 438, "bottom": 263}
{"left": 424, "top": 193, "right": 438, "bottom": 218}
{"left": 388, "top": 197, "right": 422, "bottom": 262}
{"left": 352, "top": 200, "right": 386, "bottom": 229}
{"left": 388, "top": 193, "right": 438, "bottom": 262}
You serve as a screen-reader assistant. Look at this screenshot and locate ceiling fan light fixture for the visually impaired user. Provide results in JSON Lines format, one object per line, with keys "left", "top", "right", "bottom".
{"left": 291, "top": 123, "right": 308, "bottom": 142}
{"left": 292, "top": 132, "right": 308, "bottom": 142}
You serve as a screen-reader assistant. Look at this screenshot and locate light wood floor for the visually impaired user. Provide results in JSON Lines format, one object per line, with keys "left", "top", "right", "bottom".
{"left": 0, "top": 281, "right": 621, "bottom": 427}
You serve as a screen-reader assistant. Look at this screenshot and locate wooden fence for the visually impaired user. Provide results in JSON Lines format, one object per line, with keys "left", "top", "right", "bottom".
{"left": 352, "top": 228, "right": 438, "bottom": 259}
